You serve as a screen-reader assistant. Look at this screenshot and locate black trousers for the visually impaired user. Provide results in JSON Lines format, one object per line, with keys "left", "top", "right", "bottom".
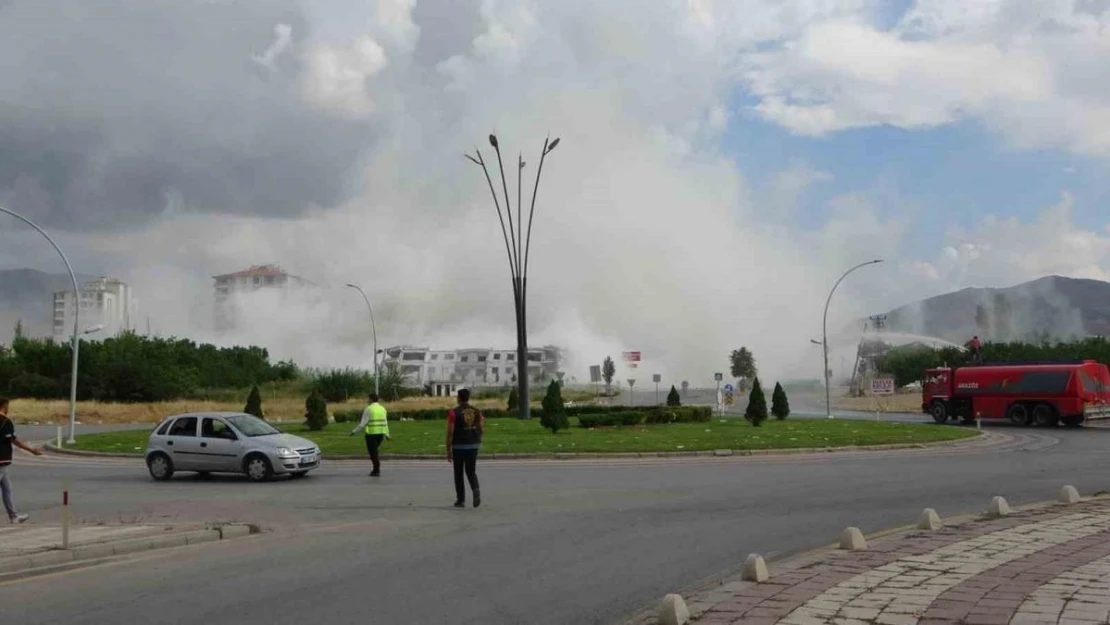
{"left": 364, "top": 434, "right": 384, "bottom": 472}
{"left": 452, "top": 448, "right": 479, "bottom": 502}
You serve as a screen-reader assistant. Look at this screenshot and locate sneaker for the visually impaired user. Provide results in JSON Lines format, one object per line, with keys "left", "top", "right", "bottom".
{"left": 369, "top": 471, "right": 380, "bottom": 477}
{"left": 11, "top": 514, "right": 28, "bottom": 524}
{"left": 453, "top": 500, "right": 465, "bottom": 508}
{"left": 473, "top": 490, "right": 481, "bottom": 508}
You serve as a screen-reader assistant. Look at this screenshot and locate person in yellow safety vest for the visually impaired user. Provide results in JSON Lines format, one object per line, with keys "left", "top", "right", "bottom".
{"left": 348, "top": 393, "right": 390, "bottom": 476}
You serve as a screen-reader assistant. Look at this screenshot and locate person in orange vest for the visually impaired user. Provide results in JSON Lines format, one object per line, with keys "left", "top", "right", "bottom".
{"left": 968, "top": 336, "right": 983, "bottom": 365}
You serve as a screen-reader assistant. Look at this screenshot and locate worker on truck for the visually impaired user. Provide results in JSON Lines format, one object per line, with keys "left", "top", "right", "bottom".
{"left": 968, "top": 336, "right": 983, "bottom": 365}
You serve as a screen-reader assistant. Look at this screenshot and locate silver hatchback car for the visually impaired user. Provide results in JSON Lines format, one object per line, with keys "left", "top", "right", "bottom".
{"left": 145, "top": 412, "right": 321, "bottom": 482}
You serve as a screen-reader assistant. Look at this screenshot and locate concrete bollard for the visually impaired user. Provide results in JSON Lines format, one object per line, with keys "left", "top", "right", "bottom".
{"left": 658, "top": 593, "right": 689, "bottom": 625}
{"left": 1059, "top": 485, "right": 1081, "bottom": 504}
{"left": 918, "top": 508, "right": 942, "bottom": 531}
{"left": 839, "top": 527, "right": 867, "bottom": 551}
{"left": 987, "top": 496, "right": 1011, "bottom": 517}
{"left": 742, "top": 553, "right": 769, "bottom": 582}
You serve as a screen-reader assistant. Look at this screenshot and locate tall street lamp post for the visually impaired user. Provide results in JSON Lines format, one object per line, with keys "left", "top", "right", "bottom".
{"left": 823, "top": 259, "right": 884, "bottom": 419}
{"left": 0, "top": 205, "right": 82, "bottom": 443}
{"left": 346, "top": 283, "right": 379, "bottom": 397}
{"left": 466, "top": 134, "right": 560, "bottom": 419}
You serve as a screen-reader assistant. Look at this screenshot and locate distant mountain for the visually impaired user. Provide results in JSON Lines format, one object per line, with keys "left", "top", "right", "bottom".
{"left": 0, "top": 268, "right": 99, "bottom": 341}
{"left": 878, "top": 275, "right": 1110, "bottom": 344}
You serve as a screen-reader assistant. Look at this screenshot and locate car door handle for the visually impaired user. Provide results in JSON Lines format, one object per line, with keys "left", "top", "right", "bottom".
{"left": 200, "top": 442, "right": 207, "bottom": 448}
{"left": 167, "top": 440, "right": 174, "bottom": 446}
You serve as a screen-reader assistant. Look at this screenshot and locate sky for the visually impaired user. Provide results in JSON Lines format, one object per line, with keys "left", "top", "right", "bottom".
{"left": 0, "top": 0, "right": 1108, "bottom": 384}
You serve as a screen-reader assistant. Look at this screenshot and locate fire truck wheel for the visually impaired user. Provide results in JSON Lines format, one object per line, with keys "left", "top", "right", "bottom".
{"left": 930, "top": 401, "right": 948, "bottom": 424}
{"left": 1007, "top": 403, "right": 1031, "bottom": 426}
{"left": 1032, "top": 403, "right": 1058, "bottom": 427}
{"left": 1062, "top": 416, "right": 1084, "bottom": 427}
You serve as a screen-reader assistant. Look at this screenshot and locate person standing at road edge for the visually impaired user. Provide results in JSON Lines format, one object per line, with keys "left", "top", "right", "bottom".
{"left": 1, "top": 397, "right": 43, "bottom": 523}
{"left": 446, "top": 388, "right": 484, "bottom": 508}
{"left": 349, "top": 393, "right": 390, "bottom": 476}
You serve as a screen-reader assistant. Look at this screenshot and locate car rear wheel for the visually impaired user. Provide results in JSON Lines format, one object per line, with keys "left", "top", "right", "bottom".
{"left": 930, "top": 401, "right": 949, "bottom": 424}
{"left": 1007, "top": 403, "right": 1031, "bottom": 426}
{"left": 1032, "top": 403, "right": 1059, "bottom": 427}
{"left": 244, "top": 454, "right": 273, "bottom": 482}
{"left": 147, "top": 453, "right": 174, "bottom": 481}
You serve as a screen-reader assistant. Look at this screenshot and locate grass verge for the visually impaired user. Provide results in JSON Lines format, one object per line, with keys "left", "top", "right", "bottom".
{"left": 68, "top": 418, "right": 977, "bottom": 456}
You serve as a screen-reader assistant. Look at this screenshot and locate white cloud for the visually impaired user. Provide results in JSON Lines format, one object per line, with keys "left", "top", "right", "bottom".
{"left": 738, "top": 1, "right": 1110, "bottom": 156}
{"left": 301, "top": 36, "right": 388, "bottom": 119}
{"left": 251, "top": 23, "right": 293, "bottom": 71}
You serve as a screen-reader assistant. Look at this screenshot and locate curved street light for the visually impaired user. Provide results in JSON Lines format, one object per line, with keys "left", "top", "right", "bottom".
{"left": 823, "top": 259, "right": 884, "bottom": 419}
{"left": 345, "top": 283, "right": 379, "bottom": 397}
{"left": 466, "top": 134, "right": 559, "bottom": 419}
{"left": 0, "top": 205, "right": 81, "bottom": 443}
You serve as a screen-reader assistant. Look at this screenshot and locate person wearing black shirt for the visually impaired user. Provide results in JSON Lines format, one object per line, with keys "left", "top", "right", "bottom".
{"left": 1, "top": 397, "right": 43, "bottom": 524}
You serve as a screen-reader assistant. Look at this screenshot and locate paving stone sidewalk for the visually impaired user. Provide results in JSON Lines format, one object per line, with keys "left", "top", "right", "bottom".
{"left": 628, "top": 495, "right": 1110, "bottom": 625}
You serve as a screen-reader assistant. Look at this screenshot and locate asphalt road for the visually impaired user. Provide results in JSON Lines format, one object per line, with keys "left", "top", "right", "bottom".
{"left": 3, "top": 425, "right": 1109, "bottom": 625}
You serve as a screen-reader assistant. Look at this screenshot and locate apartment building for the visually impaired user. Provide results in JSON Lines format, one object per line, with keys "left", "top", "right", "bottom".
{"left": 382, "top": 344, "right": 563, "bottom": 388}
{"left": 52, "top": 277, "right": 136, "bottom": 340}
{"left": 213, "top": 264, "right": 317, "bottom": 331}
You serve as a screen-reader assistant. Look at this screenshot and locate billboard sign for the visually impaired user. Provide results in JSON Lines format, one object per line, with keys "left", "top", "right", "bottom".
{"left": 589, "top": 365, "right": 601, "bottom": 383}
{"left": 871, "top": 377, "right": 895, "bottom": 395}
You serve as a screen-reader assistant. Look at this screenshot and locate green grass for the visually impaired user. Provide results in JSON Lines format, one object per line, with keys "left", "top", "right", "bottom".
{"left": 68, "top": 418, "right": 977, "bottom": 456}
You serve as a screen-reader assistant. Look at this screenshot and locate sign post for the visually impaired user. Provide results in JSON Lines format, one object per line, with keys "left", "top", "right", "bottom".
{"left": 870, "top": 377, "right": 894, "bottom": 421}
{"left": 627, "top": 378, "right": 636, "bottom": 406}
{"left": 714, "top": 373, "right": 723, "bottom": 416}
{"left": 622, "top": 351, "right": 641, "bottom": 369}
{"left": 589, "top": 365, "right": 601, "bottom": 398}
{"left": 723, "top": 383, "right": 735, "bottom": 412}
{"left": 652, "top": 373, "right": 661, "bottom": 405}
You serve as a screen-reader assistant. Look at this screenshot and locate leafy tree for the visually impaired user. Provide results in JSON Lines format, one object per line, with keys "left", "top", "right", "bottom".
{"left": 666, "top": 385, "right": 681, "bottom": 406}
{"left": 376, "top": 362, "right": 410, "bottom": 401}
{"left": 539, "top": 380, "right": 569, "bottom": 434}
{"left": 729, "top": 347, "right": 757, "bottom": 380}
{"left": 304, "top": 390, "right": 328, "bottom": 431}
{"left": 771, "top": 382, "right": 790, "bottom": 420}
{"left": 507, "top": 385, "right": 520, "bottom": 412}
{"left": 602, "top": 356, "right": 616, "bottom": 393}
{"left": 244, "top": 385, "right": 264, "bottom": 419}
{"left": 744, "top": 377, "right": 768, "bottom": 426}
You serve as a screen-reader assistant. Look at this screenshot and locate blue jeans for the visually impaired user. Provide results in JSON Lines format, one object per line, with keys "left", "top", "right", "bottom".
{"left": 0, "top": 465, "right": 17, "bottom": 519}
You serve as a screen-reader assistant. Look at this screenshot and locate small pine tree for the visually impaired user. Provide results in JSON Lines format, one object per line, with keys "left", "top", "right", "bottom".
{"left": 507, "top": 385, "right": 520, "bottom": 412}
{"left": 304, "top": 390, "right": 328, "bottom": 431}
{"left": 771, "top": 382, "right": 790, "bottom": 420}
{"left": 744, "top": 377, "right": 768, "bottom": 426}
{"left": 666, "top": 385, "right": 681, "bottom": 406}
{"left": 244, "top": 385, "right": 264, "bottom": 419}
{"left": 540, "top": 380, "right": 568, "bottom": 434}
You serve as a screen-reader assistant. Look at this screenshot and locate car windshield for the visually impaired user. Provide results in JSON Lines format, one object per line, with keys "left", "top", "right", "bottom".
{"left": 226, "top": 415, "right": 281, "bottom": 437}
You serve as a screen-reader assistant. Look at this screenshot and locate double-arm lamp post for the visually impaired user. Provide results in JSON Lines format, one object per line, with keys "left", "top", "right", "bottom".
{"left": 466, "top": 134, "right": 560, "bottom": 419}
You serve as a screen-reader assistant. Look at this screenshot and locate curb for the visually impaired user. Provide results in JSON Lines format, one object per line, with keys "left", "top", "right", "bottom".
{"left": 0, "top": 523, "right": 259, "bottom": 583}
{"left": 44, "top": 429, "right": 987, "bottom": 461}
{"left": 620, "top": 492, "right": 1110, "bottom": 625}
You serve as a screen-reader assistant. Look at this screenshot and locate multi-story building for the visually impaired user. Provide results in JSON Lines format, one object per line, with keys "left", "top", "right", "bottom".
{"left": 382, "top": 344, "right": 563, "bottom": 393}
{"left": 213, "top": 264, "right": 317, "bottom": 331}
{"left": 52, "top": 277, "right": 136, "bottom": 340}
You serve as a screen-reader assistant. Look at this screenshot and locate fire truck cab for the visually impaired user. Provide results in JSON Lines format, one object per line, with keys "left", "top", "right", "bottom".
{"left": 922, "top": 360, "right": 1110, "bottom": 427}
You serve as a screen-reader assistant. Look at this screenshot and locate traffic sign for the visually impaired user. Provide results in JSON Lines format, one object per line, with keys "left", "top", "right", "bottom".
{"left": 723, "top": 383, "right": 734, "bottom": 394}
{"left": 724, "top": 393, "right": 734, "bottom": 406}
{"left": 652, "top": 373, "right": 661, "bottom": 383}
{"left": 622, "top": 351, "right": 641, "bottom": 369}
{"left": 714, "top": 373, "right": 723, "bottom": 382}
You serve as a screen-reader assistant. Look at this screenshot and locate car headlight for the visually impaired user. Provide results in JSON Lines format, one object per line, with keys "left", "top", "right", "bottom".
{"left": 276, "top": 447, "right": 298, "bottom": 458}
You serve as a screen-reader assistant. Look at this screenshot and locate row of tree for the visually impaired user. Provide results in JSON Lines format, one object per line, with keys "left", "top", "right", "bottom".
{"left": 0, "top": 329, "right": 298, "bottom": 402}
{"left": 874, "top": 337, "right": 1110, "bottom": 387}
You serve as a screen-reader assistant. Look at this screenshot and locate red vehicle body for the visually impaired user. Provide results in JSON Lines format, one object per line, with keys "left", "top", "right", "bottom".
{"left": 922, "top": 360, "right": 1110, "bottom": 427}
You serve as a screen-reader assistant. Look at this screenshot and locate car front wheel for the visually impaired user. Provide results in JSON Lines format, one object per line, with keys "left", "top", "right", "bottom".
{"left": 244, "top": 454, "right": 273, "bottom": 482}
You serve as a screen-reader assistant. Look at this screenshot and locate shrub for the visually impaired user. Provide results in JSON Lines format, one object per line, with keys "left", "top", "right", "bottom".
{"left": 771, "top": 381, "right": 790, "bottom": 420}
{"left": 304, "top": 390, "right": 328, "bottom": 431}
{"left": 311, "top": 368, "right": 373, "bottom": 403}
{"left": 244, "top": 385, "right": 264, "bottom": 419}
{"left": 744, "top": 377, "right": 768, "bottom": 426}
{"left": 643, "top": 406, "right": 712, "bottom": 424}
{"left": 666, "top": 385, "right": 681, "bottom": 407}
{"left": 577, "top": 411, "right": 645, "bottom": 428}
{"left": 540, "top": 380, "right": 569, "bottom": 434}
{"left": 507, "top": 386, "right": 520, "bottom": 413}
{"left": 8, "top": 372, "right": 64, "bottom": 399}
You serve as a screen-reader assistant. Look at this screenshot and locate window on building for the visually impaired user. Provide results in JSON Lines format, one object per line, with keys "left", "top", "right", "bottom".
{"left": 507, "top": 354, "right": 515, "bottom": 361}
{"left": 402, "top": 352, "right": 425, "bottom": 361}
{"left": 494, "top": 353, "right": 501, "bottom": 360}
{"left": 461, "top": 356, "right": 470, "bottom": 362}
{"left": 431, "top": 354, "right": 439, "bottom": 361}
{"left": 445, "top": 354, "right": 455, "bottom": 361}
{"left": 477, "top": 355, "right": 487, "bottom": 362}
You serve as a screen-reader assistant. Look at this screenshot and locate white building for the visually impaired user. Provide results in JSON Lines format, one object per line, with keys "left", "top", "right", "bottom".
{"left": 382, "top": 344, "right": 563, "bottom": 393}
{"left": 213, "top": 264, "right": 318, "bottom": 332}
{"left": 52, "top": 277, "right": 137, "bottom": 340}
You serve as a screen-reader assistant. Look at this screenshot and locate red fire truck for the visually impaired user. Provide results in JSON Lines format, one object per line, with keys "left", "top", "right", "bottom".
{"left": 922, "top": 360, "right": 1110, "bottom": 427}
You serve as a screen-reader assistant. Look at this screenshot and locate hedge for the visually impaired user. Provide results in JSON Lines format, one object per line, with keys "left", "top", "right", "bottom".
{"left": 333, "top": 404, "right": 714, "bottom": 425}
